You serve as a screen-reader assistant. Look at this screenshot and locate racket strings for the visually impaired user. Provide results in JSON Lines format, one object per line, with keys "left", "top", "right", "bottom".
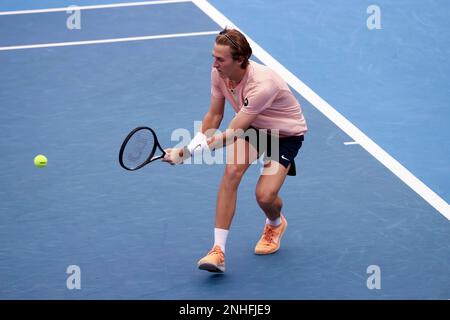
{"left": 123, "top": 129, "right": 155, "bottom": 169}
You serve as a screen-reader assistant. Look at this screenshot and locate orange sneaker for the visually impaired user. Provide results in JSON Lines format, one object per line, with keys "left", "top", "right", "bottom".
{"left": 254, "top": 214, "right": 288, "bottom": 255}
{"left": 197, "top": 245, "right": 225, "bottom": 273}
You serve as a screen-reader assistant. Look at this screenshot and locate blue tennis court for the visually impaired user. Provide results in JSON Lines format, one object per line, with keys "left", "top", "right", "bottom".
{"left": 0, "top": 0, "right": 449, "bottom": 299}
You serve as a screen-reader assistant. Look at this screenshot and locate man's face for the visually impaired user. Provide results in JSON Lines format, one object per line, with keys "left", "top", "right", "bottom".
{"left": 212, "top": 43, "right": 242, "bottom": 79}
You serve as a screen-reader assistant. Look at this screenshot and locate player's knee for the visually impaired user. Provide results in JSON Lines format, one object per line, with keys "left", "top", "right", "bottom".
{"left": 223, "top": 165, "right": 246, "bottom": 185}
{"left": 255, "top": 188, "right": 277, "bottom": 206}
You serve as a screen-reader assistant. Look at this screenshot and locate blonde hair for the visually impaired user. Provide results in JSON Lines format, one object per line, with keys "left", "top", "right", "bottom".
{"left": 216, "top": 28, "right": 252, "bottom": 69}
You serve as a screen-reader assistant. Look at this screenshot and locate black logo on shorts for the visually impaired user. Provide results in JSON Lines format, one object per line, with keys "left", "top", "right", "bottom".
{"left": 244, "top": 98, "right": 249, "bottom": 106}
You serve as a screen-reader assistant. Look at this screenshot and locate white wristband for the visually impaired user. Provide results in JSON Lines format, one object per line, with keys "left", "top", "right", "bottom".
{"left": 187, "top": 132, "right": 209, "bottom": 155}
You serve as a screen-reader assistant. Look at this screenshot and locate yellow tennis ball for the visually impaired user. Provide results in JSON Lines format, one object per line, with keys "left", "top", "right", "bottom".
{"left": 34, "top": 154, "right": 47, "bottom": 168}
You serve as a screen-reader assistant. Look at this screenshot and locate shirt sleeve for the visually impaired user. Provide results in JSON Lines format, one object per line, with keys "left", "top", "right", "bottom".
{"left": 241, "top": 80, "right": 279, "bottom": 115}
{"left": 211, "top": 68, "right": 225, "bottom": 99}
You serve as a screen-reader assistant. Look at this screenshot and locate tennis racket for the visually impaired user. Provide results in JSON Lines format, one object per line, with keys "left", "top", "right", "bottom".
{"left": 119, "top": 126, "right": 166, "bottom": 171}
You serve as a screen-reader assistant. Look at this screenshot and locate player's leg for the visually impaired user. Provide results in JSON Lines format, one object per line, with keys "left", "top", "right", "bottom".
{"left": 255, "top": 160, "right": 290, "bottom": 220}
{"left": 198, "top": 135, "right": 259, "bottom": 272}
{"left": 253, "top": 160, "right": 290, "bottom": 255}
{"left": 253, "top": 135, "right": 304, "bottom": 255}
{"left": 215, "top": 137, "right": 258, "bottom": 229}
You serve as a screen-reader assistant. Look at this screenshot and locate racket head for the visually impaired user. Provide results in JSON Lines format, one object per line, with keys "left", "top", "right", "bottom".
{"left": 119, "top": 126, "right": 166, "bottom": 171}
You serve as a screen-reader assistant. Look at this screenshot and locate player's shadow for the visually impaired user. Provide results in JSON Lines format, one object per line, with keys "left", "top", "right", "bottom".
{"left": 207, "top": 273, "right": 226, "bottom": 280}
{"left": 201, "top": 272, "right": 227, "bottom": 286}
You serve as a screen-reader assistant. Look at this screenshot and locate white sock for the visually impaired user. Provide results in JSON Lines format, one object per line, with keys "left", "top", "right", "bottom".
{"left": 214, "top": 228, "right": 229, "bottom": 253}
{"left": 266, "top": 216, "right": 282, "bottom": 227}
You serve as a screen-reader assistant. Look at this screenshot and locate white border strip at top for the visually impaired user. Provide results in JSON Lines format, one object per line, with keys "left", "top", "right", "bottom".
{"left": 0, "top": 0, "right": 191, "bottom": 15}
{"left": 192, "top": 0, "right": 450, "bottom": 220}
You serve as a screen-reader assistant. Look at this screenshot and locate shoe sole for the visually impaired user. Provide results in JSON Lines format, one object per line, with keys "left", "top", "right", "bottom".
{"left": 198, "top": 263, "right": 225, "bottom": 273}
{"left": 254, "top": 219, "right": 288, "bottom": 255}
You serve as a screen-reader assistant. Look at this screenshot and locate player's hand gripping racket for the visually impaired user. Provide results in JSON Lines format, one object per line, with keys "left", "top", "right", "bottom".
{"left": 119, "top": 126, "right": 166, "bottom": 171}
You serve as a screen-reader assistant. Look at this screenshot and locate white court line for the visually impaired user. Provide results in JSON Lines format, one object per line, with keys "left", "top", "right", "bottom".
{"left": 0, "top": 0, "right": 190, "bottom": 15}
{"left": 192, "top": 0, "right": 450, "bottom": 220}
{"left": 0, "top": 31, "right": 219, "bottom": 51}
{"left": 344, "top": 141, "right": 360, "bottom": 145}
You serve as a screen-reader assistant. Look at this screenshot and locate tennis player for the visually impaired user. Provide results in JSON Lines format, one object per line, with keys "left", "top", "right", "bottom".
{"left": 163, "top": 28, "right": 307, "bottom": 273}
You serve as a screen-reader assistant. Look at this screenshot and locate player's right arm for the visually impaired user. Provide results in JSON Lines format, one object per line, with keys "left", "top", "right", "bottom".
{"left": 200, "top": 95, "right": 225, "bottom": 137}
{"left": 162, "top": 95, "right": 225, "bottom": 165}
{"left": 163, "top": 67, "right": 226, "bottom": 165}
